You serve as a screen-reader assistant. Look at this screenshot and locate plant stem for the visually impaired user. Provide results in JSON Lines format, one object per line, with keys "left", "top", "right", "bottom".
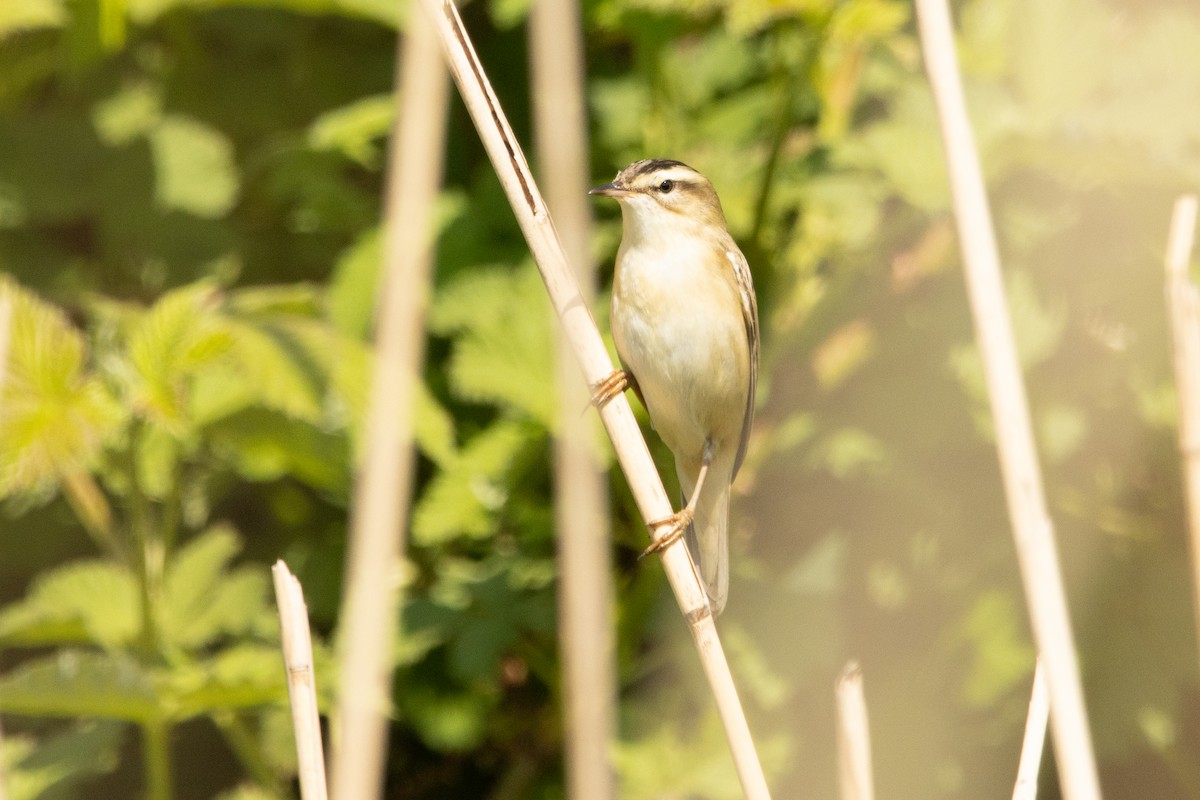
{"left": 212, "top": 711, "right": 285, "bottom": 796}
{"left": 143, "top": 719, "right": 172, "bottom": 800}
{"left": 126, "top": 418, "right": 164, "bottom": 654}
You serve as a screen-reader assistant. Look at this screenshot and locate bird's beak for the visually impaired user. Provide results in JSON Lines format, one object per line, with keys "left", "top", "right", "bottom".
{"left": 589, "top": 182, "right": 632, "bottom": 198}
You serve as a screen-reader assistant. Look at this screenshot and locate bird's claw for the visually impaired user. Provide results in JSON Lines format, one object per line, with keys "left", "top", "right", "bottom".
{"left": 590, "top": 369, "right": 629, "bottom": 410}
{"left": 639, "top": 509, "right": 693, "bottom": 560}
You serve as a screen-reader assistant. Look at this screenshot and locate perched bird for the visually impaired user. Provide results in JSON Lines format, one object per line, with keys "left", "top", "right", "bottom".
{"left": 590, "top": 159, "right": 758, "bottom": 615}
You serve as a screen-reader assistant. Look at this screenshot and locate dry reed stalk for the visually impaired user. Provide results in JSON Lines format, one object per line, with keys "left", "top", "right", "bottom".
{"left": 913, "top": 1, "right": 1101, "bottom": 797}
{"left": 529, "top": 0, "right": 618, "bottom": 794}
{"left": 272, "top": 561, "right": 329, "bottom": 800}
{"left": 328, "top": 8, "right": 449, "bottom": 799}
{"left": 835, "top": 662, "right": 874, "bottom": 800}
{"left": 416, "top": 0, "right": 771, "bottom": 795}
{"left": 1012, "top": 660, "right": 1049, "bottom": 800}
{"left": 1163, "top": 194, "right": 1200, "bottom": 668}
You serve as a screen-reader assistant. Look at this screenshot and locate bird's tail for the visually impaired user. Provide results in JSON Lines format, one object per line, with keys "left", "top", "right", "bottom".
{"left": 677, "top": 461, "right": 730, "bottom": 615}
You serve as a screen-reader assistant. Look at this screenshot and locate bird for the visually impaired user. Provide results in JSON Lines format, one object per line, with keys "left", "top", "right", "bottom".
{"left": 589, "top": 159, "right": 758, "bottom": 615}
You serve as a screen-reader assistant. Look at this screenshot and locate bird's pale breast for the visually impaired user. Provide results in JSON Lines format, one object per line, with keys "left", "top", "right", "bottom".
{"left": 611, "top": 235, "right": 750, "bottom": 463}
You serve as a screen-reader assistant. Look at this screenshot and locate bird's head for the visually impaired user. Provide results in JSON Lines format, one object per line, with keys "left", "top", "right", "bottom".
{"left": 590, "top": 159, "right": 727, "bottom": 236}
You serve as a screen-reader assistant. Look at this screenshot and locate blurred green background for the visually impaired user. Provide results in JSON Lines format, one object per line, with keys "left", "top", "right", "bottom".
{"left": 2, "top": 0, "right": 1200, "bottom": 797}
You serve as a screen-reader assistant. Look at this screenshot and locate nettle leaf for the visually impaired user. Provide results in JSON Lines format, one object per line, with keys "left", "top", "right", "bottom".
{"left": 0, "top": 561, "right": 140, "bottom": 649}
{"left": 429, "top": 264, "right": 556, "bottom": 427}
{"left": 0, "top": 650, "right": 159, "bottom": 722}
{"left": 163, "top": 526, "right": 272, "bottom": 650}
{"left": 128, "top": 281, "right": 233, "bottom": 431}
{"left": 220, "top": 317, "right": 327, "bottom": 424}
{"left": 328, "top": 333, "right": 458, "bottom": 468}
{"left": 3, "top": 721, "right": 124, "bottom": 800}
{"left": 0, "top": 279, "right": 121, "bottom": 498}
{"left": 150, "top": 115, "right": 240, "bottom": 218}
{"left": 169, "top": 644, "right": 285, "bottom": 718}
{"left": 307, "top": 93, "right": 394, "bottom": 168}
{"left": 411, "top": 420, "right": 531, "bottom": 545}
{"left": 328, "top": 227, "right": 384, "bottom": 340}
{"left": 836, "top": 81, "right": 950, "bottom": 211}
{"left": 207, "top": 408, "right": 349, "bottom": 492}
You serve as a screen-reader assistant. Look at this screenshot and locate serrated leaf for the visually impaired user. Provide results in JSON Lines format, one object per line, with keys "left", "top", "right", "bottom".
{"left": 326, "top": 337, "right": 458, "bottom": 468}
{"left": 411, "top": 420, "right": 530, "bottom": 544}
{"left": 0, "top": 650, "right": 159, "bottom": 722}
{"left": 169, "top": 644, "right": 285, "bottom": 718}
{"left": 0, "top": 561, "right": 140, "bottom": 649}
{"left": 128, "top": 281, "right": 233, "bottom": 431}
{"left": 150, "top": 115, "right": 239, "bottom": 218}
{"left": 3, "top": 721, "right": 124, "bottom": 800}
{"left": 163, "top": 526, "right": 271, "bottom": 650}
{"left": 429, "top": 265, "right": 556, "bottom": 426}
{"left": 0, "top": 279, "right": 121, "bottom": 497}
{"left": 220, "top": 318, "right": 326, "bottom": 424}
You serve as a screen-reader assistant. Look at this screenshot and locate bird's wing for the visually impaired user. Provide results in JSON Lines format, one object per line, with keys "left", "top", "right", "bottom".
{"left": 726, "top": 246, "right": 758, "bottom": 480}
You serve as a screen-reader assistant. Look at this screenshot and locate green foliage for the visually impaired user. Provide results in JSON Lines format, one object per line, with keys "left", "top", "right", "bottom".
{"left": 4, "top": 0, "right": 1200, "bottom": 796}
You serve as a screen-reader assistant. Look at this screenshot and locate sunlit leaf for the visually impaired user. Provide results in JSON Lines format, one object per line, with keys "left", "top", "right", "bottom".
{"left": 0, "top": 279, "right": 121, "bottom": 497}
{"left": 411, "top": 420, "right": 531, "bottom": 544}
{"left": 0, "top": 650, "right": 159, "bottom": 722}
{"left": 429, "top": 264, "right": 556, "bottom": 427}
{"left": 163, "top": 526, "right": 271, "bottom": 650}
{"left": 0, "top": 0, "right": 66, "bottom": 37}
{"left": 169, "top": 644, "right": 285, "bottom": 717}
{"left": 308, "top": 93, "right": 394, "bottom": 167}
{"left": 127, "top": 281, "right": 233, "bottom": 430}
{"left": 150, "top": 115, "right": 239, "bottom": 218}
{"left": 0, "top": 561, "right": 140, "bottom": 649}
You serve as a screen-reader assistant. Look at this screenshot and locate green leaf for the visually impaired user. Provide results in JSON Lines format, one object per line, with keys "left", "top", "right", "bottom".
{"left": 218, "top": 317, "right": 327, "bottom": 424}
{"left": 0, "top": 561, "right": 140, "bottom": 649}
{"left": 163, "top": 526, "right": 272, "bottom": 650}
{"left": 0, "top": 0, "right": 65, "bottom": 37}
{"left": 169, "top": 644, "right": 285, "bottom": 718}
{"left": 307, "top": 94, "right": 394, "bottom": 167}
{"left": 206, "top": 408, "right": 350, "bottom": 492}
{"left": 150, "top": 115, "right": 240, "bottom": 218}
{"left": 0, "top": 279, "right": 121, "bottom": 497}
{"left": 3, "top": 721, "right": 125, "bottom": 800}
{"left": 92, "top": 82, "right": 162, "bottom": 147}
{"left": 127, "top": 280, "right": 234, "bottom": 431}
{"left": 429, "top": 264, "right": 556, "bottom": 427}
{"left": 955, "top": 590, "right": 1034, "bottom": 707}
{"left": 399, "top": 683, "right": 493, "bottom": 752}
{"left": 0, "top": 650, "right": 159, "bottom": 722}
{"left": 411, "top": 420, "right": 531, "bottom": 545}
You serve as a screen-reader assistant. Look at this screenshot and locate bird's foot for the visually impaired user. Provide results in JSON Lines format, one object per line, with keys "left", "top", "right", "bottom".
{"left": 639, "top": 509, "right": 693, "bottom": 560}
{"left": 589, "top": 369, "right": 629, "bottom": 409}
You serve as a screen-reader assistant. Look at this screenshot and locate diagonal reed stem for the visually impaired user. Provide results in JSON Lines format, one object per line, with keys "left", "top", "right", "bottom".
{"left": 415, "top": 0, "right": 771, "bottom": 795}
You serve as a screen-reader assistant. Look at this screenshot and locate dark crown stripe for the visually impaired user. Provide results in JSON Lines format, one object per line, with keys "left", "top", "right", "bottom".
{"left": 629, "top": 158, "right": 691, "bottom": 178}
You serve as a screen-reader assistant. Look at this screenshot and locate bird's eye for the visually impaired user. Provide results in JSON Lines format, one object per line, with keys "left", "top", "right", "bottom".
{"left": 658, "top": 179, "right": 674, "bottom": 194}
